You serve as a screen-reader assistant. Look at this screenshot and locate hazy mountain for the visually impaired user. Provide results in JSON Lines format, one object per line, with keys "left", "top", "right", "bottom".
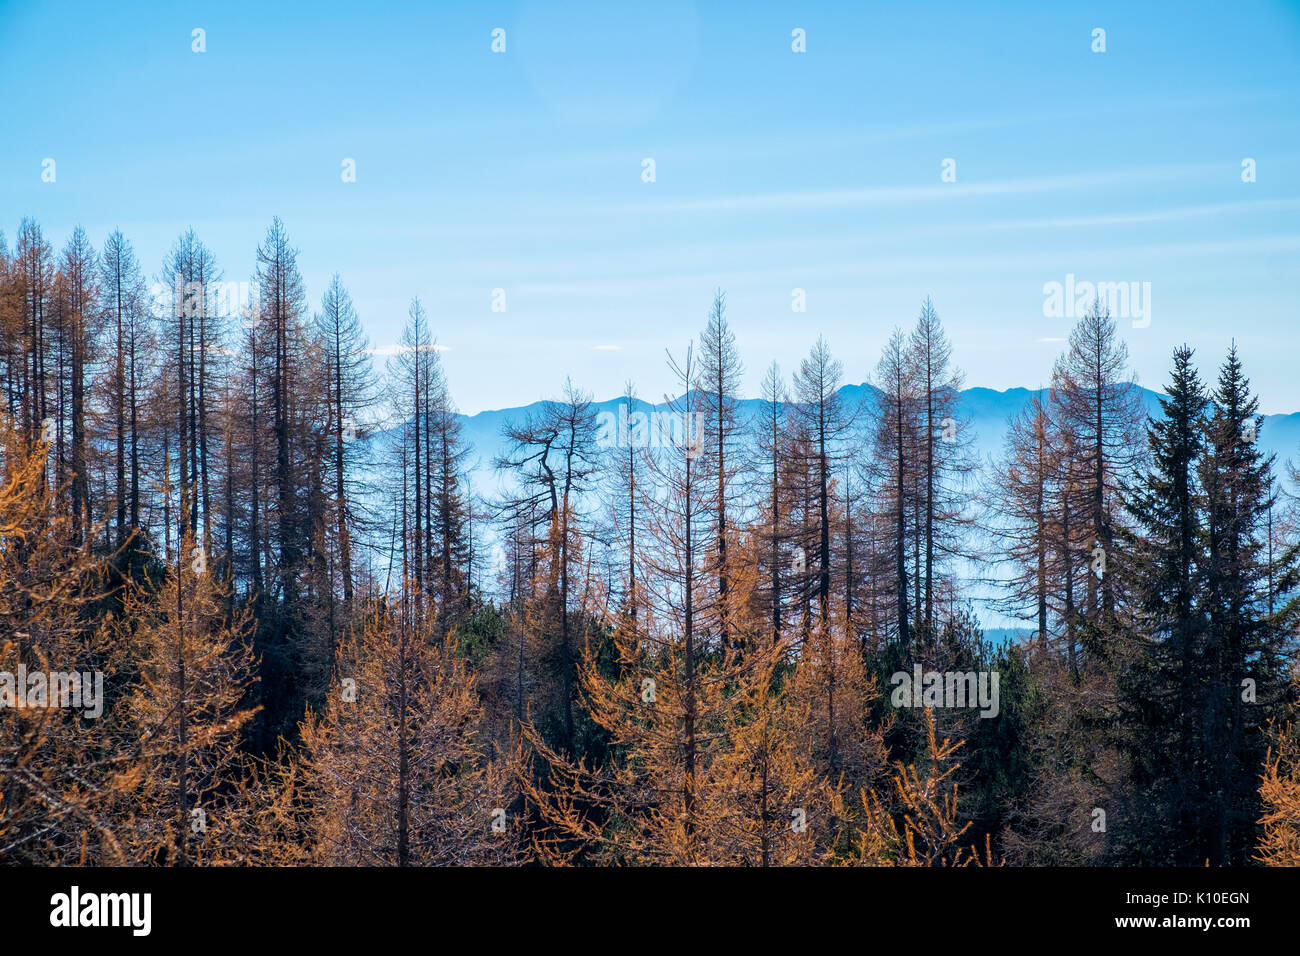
{"left": 456, "top": 383, "right": 1300, "bottom": 496}
{"left": 360, "top": 383, "right": 1299, "bottom": 635}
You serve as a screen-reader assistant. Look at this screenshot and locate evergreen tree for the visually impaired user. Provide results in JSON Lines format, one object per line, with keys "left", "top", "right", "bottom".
{"left": 1116, "top": 345, "right": 1209, "bottom": 863}
{"left": 1196, "top": 344, "right": 1300, "bottom": 864}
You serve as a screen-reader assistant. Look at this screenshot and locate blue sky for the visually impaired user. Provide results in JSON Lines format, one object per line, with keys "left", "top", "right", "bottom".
{"left": 2, "top": 0, "right": 1298, "bottom": 414}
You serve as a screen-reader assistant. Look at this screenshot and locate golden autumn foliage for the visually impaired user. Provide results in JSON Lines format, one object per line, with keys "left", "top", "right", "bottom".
{"left": 782, "top": 610, "right": 891, "bottom": 798}
{"left": 110, "top": 528, "right": 260, "bottom": 864}
{"left": 4, "top": 210, "right": 1299, "bottom": 874}
{"left": 298, "top": 590, "right": 521, "bottom": 865}
{"left": 0, "top": 419, "right": 126, "bottom": 864}
{"left": 0, "top": 421, "right": 264, "bottom": 865}
{"left": 1256, "top": 668, "right": 1300, "bottom": 867}
{"left": 521, "top": 537, "right": 844, "bottom": 865}
{"left": 846, "top": 708, "right": 993, "bottom": 867}
{"left": 522, "top": 622, "right": 839, "bottom": 865}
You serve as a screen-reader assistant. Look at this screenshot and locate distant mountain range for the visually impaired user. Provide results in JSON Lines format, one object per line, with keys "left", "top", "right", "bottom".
{"left": 456, "top": 384, "right": 1300, "bottom": 498}
{"left": 364, "top": 384, "right": 1300, "bottom": 635}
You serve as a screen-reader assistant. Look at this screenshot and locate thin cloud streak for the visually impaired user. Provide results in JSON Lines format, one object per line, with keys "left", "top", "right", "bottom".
{"left": 605, "top": 162, "right": 1234, "bottom": 216}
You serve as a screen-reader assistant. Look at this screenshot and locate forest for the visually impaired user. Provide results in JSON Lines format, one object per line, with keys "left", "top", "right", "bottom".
{"left": 1, "top": 215, "right": 1298, "bottom": 867}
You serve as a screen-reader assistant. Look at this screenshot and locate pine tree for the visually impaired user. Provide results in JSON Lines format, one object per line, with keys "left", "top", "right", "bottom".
{"left": 1196, "top": 344, "right": 1300, "bottom": 864}
{"left": 1116, "top": 345, "right": 1210, "bottom": 863}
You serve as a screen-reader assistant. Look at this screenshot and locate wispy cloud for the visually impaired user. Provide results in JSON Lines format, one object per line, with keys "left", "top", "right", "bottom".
{"left": 365, "top": 343, "right": 451, "bottom": 357}
{"left": 935, "top": 198, "right": 1300, "bottom": 234}
{"left": 605, "top": 161, "right": 1239, "bottom": 216}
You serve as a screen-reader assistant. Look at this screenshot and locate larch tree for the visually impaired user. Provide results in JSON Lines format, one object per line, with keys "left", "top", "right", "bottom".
{"left": 115, "top": 523, "right": 260, "bottom": 865}
{"left": 699, "top": 551, "right": 840, "bottom": 866}
{"left": 57, "top": 227, "right": 100, "bottom": 546}
{"left": 159, "top": 229, "right": 224, "bottom": 547}
{"left": 0, "top": 416, "right": 125, "bottom": 864}
{"left": 989, "top": 394, "right": 1062, "bottom": 647}
{"left": 98, "top": 229, "right": 151, "bottom": 565}
{"left": 605, "top": 380, "right": 643, "bottom": 627}
{"left": 495, "top": 378, "right": 601, "bottom": 756}
{"left": 314, "top": 274, "right": 379, "bottom": 650}
{"left": 523, "top": 407, "right": 836, "bottom": 864}
{"left": 754, "top": 362, "right": 789, "bottom": 647}
{"left": 426, "top": 344, "right": 472, "bottom": 633}
{"left": 782, "top": 597, "right": 890, "bottom": 800}
{"left": 872, "top": 327, "right": 921, "bottom": 654}
{"left": 905, "top": 298, "right": 973, "bottom": 636}
{"left": 12, "top": 219, "right": 54, "bottom": 454}
{"left": 298, "top": 590, "right": 520, "bottom": 866}
{"left": 845, "top": 709, "right": 989, "bottom": 867}
{"left": 791, "top": 337, "right": 851, "bottom": 630}
{"left": 1257, "top": 667, "right": 1300, "bottom": 866}
{"left": 697, "top": 289, "right": 744, "bottom": 650}
{"left": 254, "top": 217, "right": 310, "bottom": 614}
{"left": 246, "top": 217, "right": 321, "bottom": 744}
{"left": 1049, "top": 299, "right": 1145, "bottom": 631}
{"left": 390, "top": 297, "right": 434, "bottom": 595}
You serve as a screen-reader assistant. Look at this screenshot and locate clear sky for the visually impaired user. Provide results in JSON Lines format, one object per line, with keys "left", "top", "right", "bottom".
{"left": 2, "top": 0, "right": 1298, "bottom": 414}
